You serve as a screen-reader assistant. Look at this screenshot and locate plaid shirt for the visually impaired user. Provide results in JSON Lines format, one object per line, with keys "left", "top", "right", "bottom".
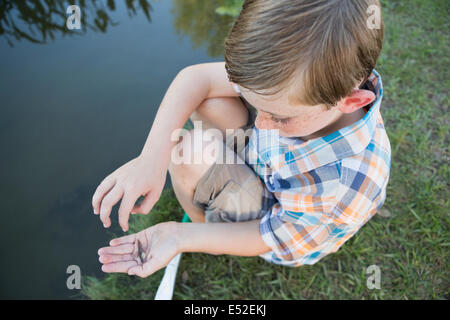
{"left": 237, "top": 70, "right": 391, "bottom": 266}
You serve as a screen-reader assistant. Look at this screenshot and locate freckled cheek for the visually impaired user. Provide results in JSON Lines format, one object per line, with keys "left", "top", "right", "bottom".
{"left": 285, "top": 117, "right": 303, "bottom": 129}
{"left": 281, "top": 122, "right": 296, "bottom": 134}
{"left": 255, "top": 114, "right": 277, "bottom": 130}
{"left": 282, "top": 118, "right": 315, "bottom": 136}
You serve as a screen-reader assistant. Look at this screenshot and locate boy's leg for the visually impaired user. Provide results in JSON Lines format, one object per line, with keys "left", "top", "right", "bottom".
{"left": 190, "top": 97, "right": 249, "bottom": 136}
{"left": 169, "top": 129, "right": 235, "bottom": 223}
{"left": 169, "top": 130, "right": 266, "bottom": 224}
{"left": 169, "top": 97, "right": 252, "bottom": 223}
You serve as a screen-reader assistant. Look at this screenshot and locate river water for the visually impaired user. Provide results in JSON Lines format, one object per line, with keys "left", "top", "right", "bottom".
{"left": 0, "top": 0, "right": 233, "bottom": 299}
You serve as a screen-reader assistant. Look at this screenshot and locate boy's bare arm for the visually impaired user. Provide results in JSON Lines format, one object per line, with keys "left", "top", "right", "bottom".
{"left": 140, "top": 62, "right": 239, "bottom": 164}
{"left": 175, "top": 220, "right": 272, "bottom": 257}
{"left": 92, "top": 62, "right": 238, "bottom": 232}
{"left": 98, "top": 219, "right": 272, "bottom": 278}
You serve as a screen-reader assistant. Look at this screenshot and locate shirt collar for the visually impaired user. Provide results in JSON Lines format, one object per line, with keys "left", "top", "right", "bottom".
{"left": 255, "top": 70, "right": 384, "bottom": 175}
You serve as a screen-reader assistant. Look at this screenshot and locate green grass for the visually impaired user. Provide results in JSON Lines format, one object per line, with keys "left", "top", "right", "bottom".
{"left": 82, "top": 0, "right": 449, "bottom": 300}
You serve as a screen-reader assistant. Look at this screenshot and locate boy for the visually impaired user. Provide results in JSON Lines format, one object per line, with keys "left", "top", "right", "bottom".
{"left": 94, "top": 0, "right": 390, "bottom": 277}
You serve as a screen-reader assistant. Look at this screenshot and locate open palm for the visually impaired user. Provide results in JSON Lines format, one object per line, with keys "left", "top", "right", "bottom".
{"left": 98, "top": 222, "right": 179, "bottom": 278}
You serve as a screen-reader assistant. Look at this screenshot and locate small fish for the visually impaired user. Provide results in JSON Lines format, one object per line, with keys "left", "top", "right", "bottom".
{"left": 137, "top": 239, "right": 146, "bottom": 264}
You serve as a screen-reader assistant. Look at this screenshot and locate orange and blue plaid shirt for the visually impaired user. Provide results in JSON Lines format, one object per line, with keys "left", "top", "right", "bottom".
{"left": 241, "top": 70, "right": 391, "bottom": 266}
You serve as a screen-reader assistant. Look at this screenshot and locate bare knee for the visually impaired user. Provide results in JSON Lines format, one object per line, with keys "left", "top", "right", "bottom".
{"left": 169, "top": 129, "right": 222, "bottom": 188}
{"left": 190, "top": 97, "right": 248, "bottom": 134}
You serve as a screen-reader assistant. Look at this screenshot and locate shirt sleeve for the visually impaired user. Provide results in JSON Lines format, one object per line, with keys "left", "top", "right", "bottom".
{"left": 258, "top": 203, "right": 353, "bottom": 266}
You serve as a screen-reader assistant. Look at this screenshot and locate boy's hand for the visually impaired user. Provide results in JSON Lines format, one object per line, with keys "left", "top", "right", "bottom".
{"left": 92, "top": 155, "right": 166, "bottom": 232}
{"left": 92, "top": 62, "right": 239, "bottom": 232}
{"left": 98, "top": 222, "right": 180, "bottom": 278}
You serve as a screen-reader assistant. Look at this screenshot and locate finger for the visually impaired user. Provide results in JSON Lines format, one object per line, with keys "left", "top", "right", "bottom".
{"left": 99, "top": 253, "right": 134, "bottom": 264}
{"left": 92, "top": 177, "right": 115, "bottom": 215}
{"left": 99, "top": 185, "right": 124, "bottom": 227}
{"left": 117, "top": 193, "right": 139, "bottom": 232}
{"left": 132, "top": 192, "right": 158, "bottom": 215}
{"left": 98, "top": 243, "right": 134, "bottom": 255}
{"left": 109, "top": 233, "right": 136, "bottom": 246}
{"left": 102, "top": 260, "right": 138, "bottom": 273}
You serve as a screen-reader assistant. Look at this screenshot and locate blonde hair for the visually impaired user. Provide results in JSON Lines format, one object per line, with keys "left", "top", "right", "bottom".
{"left": 224, "top": 0, "right": 384, "bottom": 108}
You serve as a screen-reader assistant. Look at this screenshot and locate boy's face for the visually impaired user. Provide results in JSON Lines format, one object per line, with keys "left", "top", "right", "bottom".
{"left": 238, "top": 85, "right": 341, "bottom": 139}
{"left": 237, "top": 83, "right": 375, "bottom": 140}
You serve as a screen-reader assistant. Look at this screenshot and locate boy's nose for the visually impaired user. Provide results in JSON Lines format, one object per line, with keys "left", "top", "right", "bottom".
{"left": 255, "top": 112, "right": 277, "bottom": 130}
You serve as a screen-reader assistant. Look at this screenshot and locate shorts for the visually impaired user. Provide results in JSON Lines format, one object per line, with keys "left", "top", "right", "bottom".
{"left": 192, "top": 99, "right": 274, "bottom": 223}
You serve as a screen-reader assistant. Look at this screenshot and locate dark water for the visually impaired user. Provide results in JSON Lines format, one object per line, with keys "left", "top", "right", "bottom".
{"left": 0, "top": 0, "right": 233, "bottom": 299}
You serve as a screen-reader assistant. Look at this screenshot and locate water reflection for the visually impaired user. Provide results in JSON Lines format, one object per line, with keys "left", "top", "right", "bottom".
{"left": 0, "top": 0, "right": 239, "bottom": 58}
{"left": 0, "top": 0, "right": 153, "bottom": 46}
{"left": 0, "top": 0, "right": 238, "bottom": 299}
{"left": 171, "top": 0, "right": 236, "bottom": 57}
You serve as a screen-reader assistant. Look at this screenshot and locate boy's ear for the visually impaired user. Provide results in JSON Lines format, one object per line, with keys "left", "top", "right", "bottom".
{"left": 337, "top": 89, "right": 376, "bottom": 114}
